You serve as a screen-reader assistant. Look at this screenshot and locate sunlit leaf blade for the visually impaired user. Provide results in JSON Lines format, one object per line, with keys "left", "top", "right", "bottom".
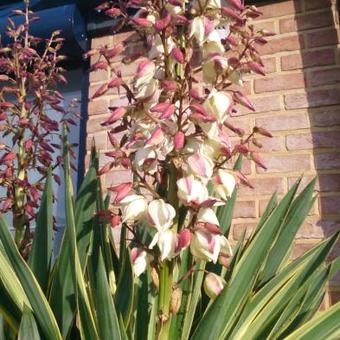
{"left": 18, "top": 306, "right": 41, "bottom": 340}
{"left": 94, "top": 251, "right": 121, "bottom": 340}
{"left": 0, "top": 216, "right": 62, "bottom": 340}
{"left": 135, "top": 273, "right": 149, "bottom": 340}
{"left": 181, "top": 260, "right": 206, "bottom": 340}
{"left": 62, "top": 133, "right": 98, "bottom": 340}
{"left": 258, "top": 178, "right": 316, "bottom": 285}
{"left": 29, "top": 168, "right": 53, "bottom": 294}
{"left": 191, "top": 181, "right": 300, "bottom": 340}
{"left": 283, "top": 301, "right": 340, "bottom": 340}
{"left": 49, "top": 147, "right": 98, "bottom": 337}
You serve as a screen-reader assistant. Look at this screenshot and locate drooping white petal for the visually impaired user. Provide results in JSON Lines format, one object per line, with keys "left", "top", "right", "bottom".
{"left": 120, "top": 194, "right": 148, "bottom": 222}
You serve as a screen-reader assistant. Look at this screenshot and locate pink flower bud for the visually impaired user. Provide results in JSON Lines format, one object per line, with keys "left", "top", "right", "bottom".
{"left": 174, "top": 131, "right": 185, "bottom": 151}
{"left": 189, "top": 88, "right": 202, "bottom": 101}
{"left": 97, "top": 162, "right": 114, "bottom": 176}
{"left": 251, "top": 152, "right": 267, "bottom": 170}
{"left": 247, "top": 61, "right": 265, "bottom": 76}
{"left": 154, "top": 12, "right": 172, "bottom": 31}
{"left": 204, "top": 273, "right": 226, "bottom": 299}
{"left": 160, "top": 104, "right": 176, "bottom": 119}
{"left": 150, "top": 102, "right": 171, "bottom": 113}
{"left": 90, "top": 60, "right": 108, "bottom": 72}
{"left": 0, "top": 112, "right": 7, "bottom": 121}
{"left": 106, "top": 43, "right": 125, "bottom": 59}
{"left": 108, "top": 77, "right": 123, "bottom": 88}
{"left": 1, "top": 152, "right": 16, "bottom": 164}
{"left": 253, "top": 126, "right": 273, "bottom": 138}
{"left": 171, "top": 48, "right": 185, "bottom": 64}
{"left": 101, "top": 107, "right": 127, "bottom": 126}
{"left": 204, "top": 17, "right": 214, "bottom": 36}
{"left": 221, "top": 7, "right": 244, "bottom": 22}
{"left": 227, "top": 0, "right": 244, "bottom": 11}
{"left": 53, "top": 174, "right": 61, "bottom": 186}
{"left": 233, "top": 91, "right": 255, "bottom": 111}
{"left": 105, "top": 8, "right": 121, "bottom": 17}
{"left": 177, "top": 229, "right": 192, "bottom": 251}
{"left": 161, "top": 80, "right": 178, "bottom": 91}
{"left": 91, "top": 83, "right": 108, "bottom": 99}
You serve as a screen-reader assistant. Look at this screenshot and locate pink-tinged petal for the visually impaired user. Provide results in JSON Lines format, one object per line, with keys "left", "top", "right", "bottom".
{"left": 189, "top": 88, "right": 203, "bottom": 101}
{"left": 174, "top": 131, "right": 185, "bottom": 151}
{"left": 53, "top": 174, "right": 61, "bottom": 186}
{"left": 101, "top": 107, "right": 126, "bottom": 126}
{"left": 1, "top": 152, "right": 16, "bottom": 164}
{"left": 190, "top": 103, "right": 209, "bottom": 116}
{"left": 188, "top": 153, "right": 213, "bottom": 178}
{"left": 90, "top": 60, "right": 108, "bottom": 72}
{"left": 108, "top": 182, "right": 133, "bottom": 203}
{"left": 150, "top": 102, "right": 171, "bottom": 113}
{"left": 160, "top": 104, "right": 176, "bottom": 119}
{"left": 171, "top": 48, "right": 185, "bottom": 64}
{"left": 177, "top": 229, "right": 192, "bottom": 251}
{"left": 173, "top": 15, "right": 189, "bottom": 25}
{"left": 233, "top": 91, "right": 255, "bottom": 112}
{"left": 234, "top": 144, "right": 249, "bottom": 154}
{"left": 204, "top": 223, "right": 221, "bottom": 235}
{"left": 0, "top": 112, "right": 7, "bottom": 121}
{"left": 97, "top": 162, "right": 114, "bottom": 176}
{"left": 146, "top": 127, "right": 164, "bottom": 146}
{"left": 251, "top": 152, "right": 267, "bottom": 170}
{"left": 247, "top": 61, "right": 265, "bottom": 76}
{"left": 135, "top": 60, "right": 155, "bottom": 79}
{"left": 203, "top": 17, "right": 214, "bottom": 36}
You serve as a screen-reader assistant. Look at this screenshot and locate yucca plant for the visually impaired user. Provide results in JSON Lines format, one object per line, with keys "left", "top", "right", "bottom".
{"left": 0, "top": 138, "right": 339, "bottom": 340}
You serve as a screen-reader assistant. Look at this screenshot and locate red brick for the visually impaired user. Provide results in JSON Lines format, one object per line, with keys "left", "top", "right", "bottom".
{"left": 255, "top": 136, "right": 283, "bottom": 152}
{"left": 286, "top": 132, "right": 340, "bottom": 150}
{"left": 305, "top": 0, "right": 332, "bottom": 11}
{"left": 234, "top": 95, "right": 281, "bottom": 116}
{"left": 320, "top": 196, "right": 340, "bottom": 215}
{"left": 233, "top": 200, "right": 257, "bottom": 218}
{"left": 279, "top": 11, "right": 334, "bottom": 34}
{"left": 252, "top": 20, "right": 276, "bottom": 33}
{"left": 227, "top": 117, "right": 251, "bottom": 136}
{"left": 288, "top": 174, "right": 340, "bottom": 193}
{"left": 295, "top": 219, "right": 339, "bottom": 239}
{"left": 87, "top": 117, "right": 106, "bottom": 134}
{"left": 259, "top": 197, "right": 282, "bottom": 216}
{"left": 86, "top": 132, "right": 107, "bottom": 150}
{"left": 315, "top": 152, "right": 340, "bottom": 170}
{"left": 262, "top": 57, "right": 276, "bottom": 74}
{"left": 255, "top": 113, "right": 310, "bottom": 132}
{"left": 308, "top": 67, "right": 340, "bottom": 87}
{"left": 258, "top": 35, "right": 304, "bottom": 55}
{"left": 256, "top": 154, "right": 311, "bottom": 173}
{"left": 313, "top": 107, "right": 340, "bottom": 127}
{"left": 258, "top": 0, "right": 302, "bottom": 19}
{"left": 307, "top": 29, "right": 339, "bottom": 48}
{"left": 89, "top": 68, "right": 109, "bottom": 83}
{"left": 105, "top": 169, "right": 132, "bottom": 186}
{"left": 91, "top": 35, "right": 114, "bottom": 49}
{"left": 238, "top": 177, "right": 285, "bottom": 196}
{"left": 88, "top": 99, "right": 109, "bottom": 116}
{"left": 291, "top": 242, "right": 318, "bottom": 260}
{"left": 281, "top": 49, "right": 335, "bottom": 71}
{"left": 232, "top": 223, "right": 257, "bottom": 240}
{"left": 254, "top": 73, "right": 305, "bottom": 93}
{"left": 284, "top": 89, "right": 340, "bottom": 109}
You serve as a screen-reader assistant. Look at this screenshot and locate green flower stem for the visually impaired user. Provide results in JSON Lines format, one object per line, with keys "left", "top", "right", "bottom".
{"left": 158, "top": 261, "right": 173, "bottom": 340}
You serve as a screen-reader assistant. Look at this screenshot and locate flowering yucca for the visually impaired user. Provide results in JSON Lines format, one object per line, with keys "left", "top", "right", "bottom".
{"left": 0, "top": 1, "right": 76, "bottom": 249}
{"left": 87, "top": 0, "right": 273, "bottom": 337}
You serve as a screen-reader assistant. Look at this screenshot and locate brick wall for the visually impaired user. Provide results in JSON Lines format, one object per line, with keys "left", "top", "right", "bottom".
{"left": 87, "top": 0, "right": 340, "bottom": 306}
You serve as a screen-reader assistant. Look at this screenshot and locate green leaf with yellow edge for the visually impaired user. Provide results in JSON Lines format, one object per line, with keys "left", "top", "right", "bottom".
{"left": 18, "top": 306, "right": 41, "bottom": 340}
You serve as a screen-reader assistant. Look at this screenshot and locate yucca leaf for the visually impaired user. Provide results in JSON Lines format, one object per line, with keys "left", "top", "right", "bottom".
{"left": 229, "top": 232, "right": 339, "bottom": 340}
{"left": 135, "top": 273, "right": 149, "bottom": 340}
{"left": 18, "top": 306, "right": 41, "bottom": 340}
{"left": 115, "top": 244, "right": 134, "bottom": 326}
{"left": 119, "top": 314, "right": 129, "bottom": 340}
{"left": 28, "top": 168, "right": 53, "bottom": 294}
{"left": 191, "top": 181, "right": 301, "bottom": 340}
{"left": 94, "top": 251, "right": 121, "bottom": 340}
{"left": 181, "top": 260, "right": 206, "bottom": 340}
{"left": 62, "top": 134, "right": 98, "bottom": 340}
{"left": 49, "top": 147, "right": 98, "bottom": 337}
{"left": 147, "top": 284, "right": 159, "bottom": 340}
{"left": 284, "top": 300, "right": 340, "bottom": 340}
{"left": 0, "top": 281, "right": 21, "bottom": 332}
{"left": 258, "top": 178, "right": 316, "bottom": 285}
{"left": 0, "top": 216, "right": 62, "bottom": 340}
